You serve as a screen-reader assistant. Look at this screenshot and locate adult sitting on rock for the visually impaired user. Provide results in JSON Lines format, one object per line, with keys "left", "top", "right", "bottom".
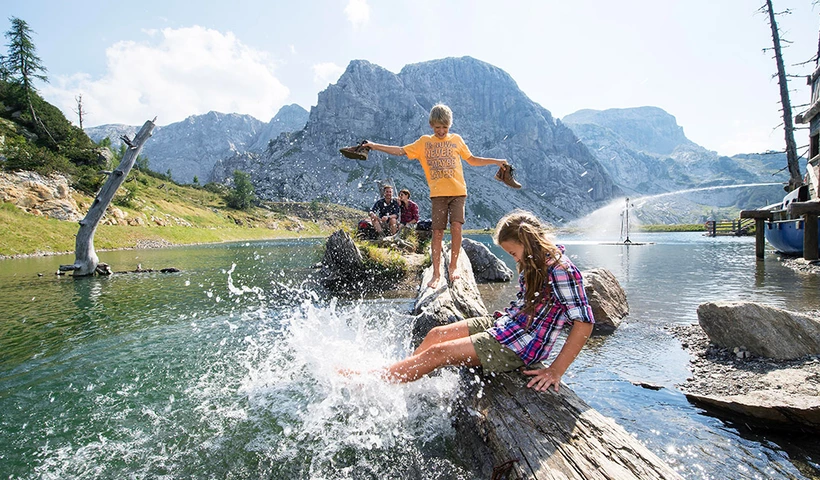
{"left": 369, "top": 185, "right": 400, "bottom": 236}
{"left": 398, "top": 188, "right": 419, "bottom": 230}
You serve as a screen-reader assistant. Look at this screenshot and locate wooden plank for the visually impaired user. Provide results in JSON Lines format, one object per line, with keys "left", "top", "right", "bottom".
{"left": 740, "top": 210, "right": 773, "bottom": 220}
{"left": 788, "top": 201, "right": 820, "bottom": 216}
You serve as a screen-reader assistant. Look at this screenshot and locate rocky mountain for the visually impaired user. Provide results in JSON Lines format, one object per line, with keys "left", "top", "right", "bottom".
{"left": 85, "top": 106, "right": 309, "bottom": 183}
{"left": 563, "top": 107, "right": 789, "bottom": 223}
{"left": 211, "top": 57, "right": 620, "bottom": 227}
{"left": 247, "top": 104, "right": 309, "bottom": 152}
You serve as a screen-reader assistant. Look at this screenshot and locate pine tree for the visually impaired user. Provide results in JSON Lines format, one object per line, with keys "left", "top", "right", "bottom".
{"left": 226, "top": 170, "right": 256, "bottom": 210}
{"left": 3, "top": 17, "right": 47, "bottom": 94}
{"left": 3, "top": 17, "right": 56, "bottom": 144}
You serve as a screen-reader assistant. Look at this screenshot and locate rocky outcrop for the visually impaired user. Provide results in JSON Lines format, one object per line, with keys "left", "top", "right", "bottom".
{"left": 697, "top": 301, "right": 820, "bottom": 360}
{"left": 212, "top": 57, "right": 621, "bottom": 227}
{"left": 0, "top": 171, "right": 82, "bottom": 221}
{"left": 460, "top": 237, "right": 514, "bottom": 282}
{"left": 671, "top": 322, "right": 820, "bottom": 434}
{"left": 247, "top": 104, "right": 309, "bottom": 152}
{"left": 412, "top": 243, "right": 487, "bottom": 343}
{"left": 320, "top": 230, "right": 365, "bottom": 291}
{"left": 583, "top": 268, "right": 628, "bottom": 334}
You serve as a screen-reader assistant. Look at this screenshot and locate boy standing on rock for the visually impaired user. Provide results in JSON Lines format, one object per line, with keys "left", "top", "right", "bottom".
{"left": 365, "top": 104, "right": 512, "bottom": 288}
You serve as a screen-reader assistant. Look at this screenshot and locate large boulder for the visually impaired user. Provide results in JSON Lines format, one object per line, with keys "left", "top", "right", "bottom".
{"left": 320, "top": 230, "right": 365, "bottom": 291}
{"left": 697, "top": 301, "right": 820, "bottom": 360}
{"left": 582, "top": 268, "right": 628, "bottom": 334}
{"left": 461, "top": 237, "right": 514, "bottom": 282}
{"left": 412, "top": 243, "right": 487, "bottom": 343}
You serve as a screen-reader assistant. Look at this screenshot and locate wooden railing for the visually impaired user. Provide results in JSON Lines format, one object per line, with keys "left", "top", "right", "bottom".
{"left": 703, "top": 218, "right": 755, "bottom": 237}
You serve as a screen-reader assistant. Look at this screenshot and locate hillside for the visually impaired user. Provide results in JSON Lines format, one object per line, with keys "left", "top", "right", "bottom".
{"left": 0, "top": 169, "right": 365, "bottom": 258}
{"left": 0, "top": 83, "right": 361, "bottom": 258}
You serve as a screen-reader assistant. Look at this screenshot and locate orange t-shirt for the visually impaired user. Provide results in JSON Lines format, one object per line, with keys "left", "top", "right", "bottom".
{"left": 403, "top": 134, "right": 473, "bottom": 197}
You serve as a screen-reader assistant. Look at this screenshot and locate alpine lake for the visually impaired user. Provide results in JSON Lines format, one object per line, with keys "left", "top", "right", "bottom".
{"left": 1, "top": 232, "right": 819, "bottom": 479}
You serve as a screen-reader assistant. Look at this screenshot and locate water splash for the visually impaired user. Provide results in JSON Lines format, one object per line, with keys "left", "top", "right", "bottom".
{"left": 232, "top": 297, "right": 469, "bottom": 478}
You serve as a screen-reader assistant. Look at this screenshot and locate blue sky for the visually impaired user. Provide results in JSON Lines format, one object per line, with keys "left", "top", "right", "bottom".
{"left": 5, "top": 0, "right": 819, "bottom": 156}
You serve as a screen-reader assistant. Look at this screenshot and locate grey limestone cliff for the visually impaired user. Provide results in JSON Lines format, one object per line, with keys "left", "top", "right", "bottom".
{"left": 212, "top": 57, "right": 620, "bottom": 227}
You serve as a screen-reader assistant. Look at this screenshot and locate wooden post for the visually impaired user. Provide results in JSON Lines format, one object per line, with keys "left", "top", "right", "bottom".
{"left": 741, "top": 210, "right": 773, "bottom": 260}
{"left": 59, "top": 118, "right": 156, "bottom": 276}
{"left": 804, "top": 215, "right": 819, "bottom": 261}
{"left": 788, "top": 202, "right": 820, "bottom": 261}
{"left": 755, "top": 219, "right": 765, "bottom": 258}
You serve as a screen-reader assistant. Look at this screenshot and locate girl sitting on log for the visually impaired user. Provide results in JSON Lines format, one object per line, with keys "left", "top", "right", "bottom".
{"left": 376, "top": 210, "right": 595, "bottom": 391}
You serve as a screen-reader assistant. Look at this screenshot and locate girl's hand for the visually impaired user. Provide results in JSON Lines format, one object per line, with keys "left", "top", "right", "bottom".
{"left": 522, "top": 367, "right": 562, "bottom": 392}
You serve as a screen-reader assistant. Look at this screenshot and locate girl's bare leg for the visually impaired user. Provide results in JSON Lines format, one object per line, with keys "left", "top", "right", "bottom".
{"left": 412, "top": 320, "right": 470, "bottom": 355}
{"left": 381, "top": 336, "right": 480, "bottom": 383}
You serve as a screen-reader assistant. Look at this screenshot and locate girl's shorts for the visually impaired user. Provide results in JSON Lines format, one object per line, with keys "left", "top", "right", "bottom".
{"left": 467, "top": 316, "right": 527, "bottom": 373}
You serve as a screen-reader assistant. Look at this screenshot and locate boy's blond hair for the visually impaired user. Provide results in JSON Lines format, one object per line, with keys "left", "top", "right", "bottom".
{"left": 429, "top": 104, "right": 453, "bottom": 127}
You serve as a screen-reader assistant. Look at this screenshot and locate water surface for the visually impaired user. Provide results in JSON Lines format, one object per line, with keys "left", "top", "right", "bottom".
{"left": 1, "top": 233, "right": 818, "bottom": 479}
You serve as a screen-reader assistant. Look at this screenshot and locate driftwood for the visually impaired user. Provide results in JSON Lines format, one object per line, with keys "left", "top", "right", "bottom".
{"left": 412, "top": 244, "right": 681, "bottom": 479}
{"left": 60, "top": 119, "right": 156, "bottom": 276}
{"left": 456, "top": 373, "right": 682, "bottom": 479}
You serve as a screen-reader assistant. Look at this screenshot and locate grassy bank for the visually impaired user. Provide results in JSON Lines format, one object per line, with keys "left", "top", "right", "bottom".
{"left": 0, "top": 171, "right": 365, "bottom": 258}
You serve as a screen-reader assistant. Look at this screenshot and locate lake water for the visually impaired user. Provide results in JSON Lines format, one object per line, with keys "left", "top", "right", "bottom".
{"left": 1, "top": 232, "right": 818, "bottom": 479}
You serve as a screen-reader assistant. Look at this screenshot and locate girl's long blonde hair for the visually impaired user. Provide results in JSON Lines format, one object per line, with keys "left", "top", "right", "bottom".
{"left": 493, "top": 210, "right": 562, "bottom": 316}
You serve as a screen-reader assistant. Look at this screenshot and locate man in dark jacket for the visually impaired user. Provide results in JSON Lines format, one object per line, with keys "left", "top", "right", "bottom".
{"left": 369, "top": 185, "right": 400, "bottom": 235}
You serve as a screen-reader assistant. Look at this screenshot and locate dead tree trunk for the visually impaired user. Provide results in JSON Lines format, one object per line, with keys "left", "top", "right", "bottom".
{"left": 59, "top": 118, "right": 155, "bottom": 276}
{"left": 764, "top": 0, "right": 802, "bottom": 191}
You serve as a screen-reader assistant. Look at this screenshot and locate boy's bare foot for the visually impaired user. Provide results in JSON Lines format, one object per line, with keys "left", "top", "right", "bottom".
{"left": 448, "top": 263, "right": 460, "bottom": 282}
{"left": 427, "top": 274, "right": 441, "bottom": 288}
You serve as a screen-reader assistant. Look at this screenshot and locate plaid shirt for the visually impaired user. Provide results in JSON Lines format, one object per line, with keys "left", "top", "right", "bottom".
{"left": 486, "top": 245, "right": 595, "bottom": 366}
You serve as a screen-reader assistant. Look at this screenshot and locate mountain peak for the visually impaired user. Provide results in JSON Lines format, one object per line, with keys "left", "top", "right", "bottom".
{"left": 563, "top": 106, "right": 693, "bottom": 155}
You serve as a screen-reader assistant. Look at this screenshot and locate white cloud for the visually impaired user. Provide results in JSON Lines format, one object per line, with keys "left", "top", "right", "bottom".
{"left": 41, "top": 26, "right": 290, "bottom": 127}
{"left": 312, "top": 62, "right": 345, "bottom": 87}
{"left": 344, "top": 0, "right": 370, "bottom": 29}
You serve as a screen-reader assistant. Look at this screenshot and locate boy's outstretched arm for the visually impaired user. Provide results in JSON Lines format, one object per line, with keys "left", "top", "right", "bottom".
{"left": 464, "top": 155, "right": 508, "bottom": 167}
{"left": 366, "top": 141, "right": 406, "bottom": 157}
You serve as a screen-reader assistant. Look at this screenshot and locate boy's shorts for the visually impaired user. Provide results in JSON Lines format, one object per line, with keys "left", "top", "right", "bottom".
{"left": 467, "top": 316, "right": 527, "bottom": 373}
{"left": 431, "top": 195, "right": 466, "bottom": 230}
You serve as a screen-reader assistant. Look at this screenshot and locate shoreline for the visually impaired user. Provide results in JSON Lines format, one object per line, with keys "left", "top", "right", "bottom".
{"left": 0, "top": 231, "right": 331, "bottom": 261}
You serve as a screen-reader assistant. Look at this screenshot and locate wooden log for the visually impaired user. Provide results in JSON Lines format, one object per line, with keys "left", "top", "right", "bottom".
{"left": 456, "top": 372, "right": 683, "bottom": 479}
{"left": 60, "top": 119, "right": 156, "bottom": 276}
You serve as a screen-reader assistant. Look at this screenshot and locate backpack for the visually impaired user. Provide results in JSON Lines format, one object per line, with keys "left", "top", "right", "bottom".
{"left": 416, "top": 219, "right": 432, "bottom": 231}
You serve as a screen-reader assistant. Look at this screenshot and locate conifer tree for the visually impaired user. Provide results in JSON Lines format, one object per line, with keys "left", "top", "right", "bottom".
{"left": 3, "top": 17, "right": 56, "bottom": 144}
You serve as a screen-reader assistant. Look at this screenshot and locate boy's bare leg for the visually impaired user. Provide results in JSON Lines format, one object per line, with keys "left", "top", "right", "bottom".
{"left": 428, "top": 229, "right": 445, "bottom": 288}
{"left": 381, "top": 336, "right": 480, "bottom": 383}
{"left": 412, "top": 320, "right": 470, "bottom": 355}
{"left": 448, "top": 222, "right": 463, "bottom": 282}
